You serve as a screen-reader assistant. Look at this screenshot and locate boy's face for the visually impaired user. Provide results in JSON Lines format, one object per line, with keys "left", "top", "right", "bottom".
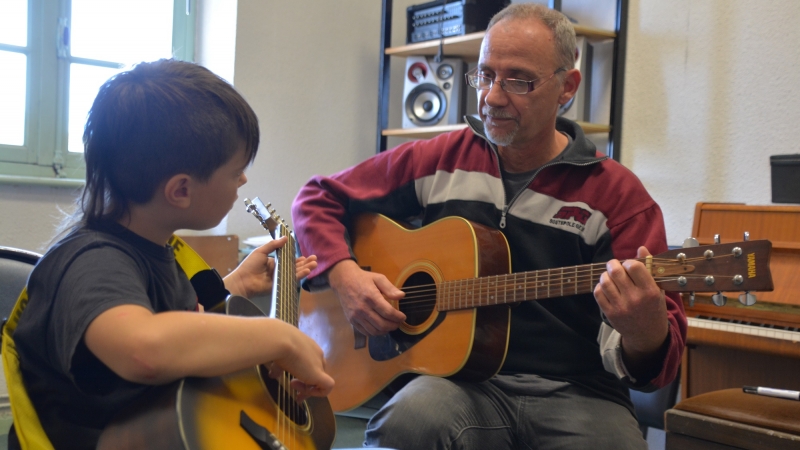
{"left": 190, "top": 144, "right": 250, "bottom": 230}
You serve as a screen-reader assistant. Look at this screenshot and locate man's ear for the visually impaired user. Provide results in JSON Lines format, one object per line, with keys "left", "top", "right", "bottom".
{"left": 163, "top": 174, "right": 193, "bottom": 209}
{"left": 558, "top": 68, "right": 582, "bottom": 106}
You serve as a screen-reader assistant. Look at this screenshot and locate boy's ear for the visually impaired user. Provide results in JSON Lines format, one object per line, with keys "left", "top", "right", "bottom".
{"left": 557, "top": 68, "right": 581, "bottom": 106}
{"left": 163, "top": 174, "right": 193, "bottom": 209}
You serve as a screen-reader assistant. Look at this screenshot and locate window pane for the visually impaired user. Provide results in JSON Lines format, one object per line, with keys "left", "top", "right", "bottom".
{"left": 68, "top": 63, "right": 124, "bottom": 153}
{"left": 71, "top": 0, "right": 174, "bottom": 64}
{"left": 0, "top": 0, "right": 28, "bottom": 47}
{"left": 0, "top": 51, "right": 27, "bottom": 146}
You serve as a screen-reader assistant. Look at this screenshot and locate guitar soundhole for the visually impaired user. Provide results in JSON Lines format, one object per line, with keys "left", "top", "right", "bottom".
{"left": 259, "top": 365, "right": 309, "bottom": 426}
{"left": 399, "top": 271, "right": 436, "bottom": 326}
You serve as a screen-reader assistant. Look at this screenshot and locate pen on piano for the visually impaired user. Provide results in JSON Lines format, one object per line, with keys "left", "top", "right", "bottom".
{"left": 742, "top": 386, "right": 800, "bottom": 401}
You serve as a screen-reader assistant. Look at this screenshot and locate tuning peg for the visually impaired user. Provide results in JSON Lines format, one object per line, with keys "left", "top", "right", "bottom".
{"left": 689, "top": 292, "right": 696, "bottom": 307}
{"left": 743, "top": 231, "right": 750, "bottom": 241}
{"left": 712, "top": 291, "right": 728, "bottom": 306}
{"left": 682, "top": 237, "right": 699, "bottom": 248}
{"left": 738, "top": 292, "right": 757, "bottom": 306}
{"left": 714, "top": 234, "right": 721, "bottom": 244}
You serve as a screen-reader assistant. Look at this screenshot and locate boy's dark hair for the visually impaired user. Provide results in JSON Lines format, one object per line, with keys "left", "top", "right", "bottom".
{"left": 79, "top": 59, "right": 259, "bottom": 226}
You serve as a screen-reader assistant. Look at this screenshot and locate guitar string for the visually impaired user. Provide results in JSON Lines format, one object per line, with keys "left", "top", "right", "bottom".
{"left": 287, "top": 231, "right": 300, "bottom": 446}
{"left": 395, "top": 274, "right": 729, "bottom": 313}
{"left": 387, "top": 254, "right": 742, "bottom": 312}
{"left": 393, "top": 254, "right": 731, "bottom": 297}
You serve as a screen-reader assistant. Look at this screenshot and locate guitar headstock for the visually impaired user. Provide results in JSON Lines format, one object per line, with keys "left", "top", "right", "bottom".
{"left": 649, "top": 240, "right": 774, "bottom": 296}
{"left": 244, "top": 197, "right": 281, "bottom": 237}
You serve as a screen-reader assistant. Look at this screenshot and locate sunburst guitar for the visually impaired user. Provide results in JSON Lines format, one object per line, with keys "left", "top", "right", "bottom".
{"left": 98, "top": 198, "right": 335, "bottom": 450}
{"left": 298, "top": 213, "right": 774, "bottom": 413}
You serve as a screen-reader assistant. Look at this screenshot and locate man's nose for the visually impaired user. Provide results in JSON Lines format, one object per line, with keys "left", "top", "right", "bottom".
{"left": 483, "top": 80, "right": 509, "bottom": 107}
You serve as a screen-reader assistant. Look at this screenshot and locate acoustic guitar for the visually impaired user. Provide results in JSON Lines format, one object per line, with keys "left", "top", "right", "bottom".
{"left": 98, "top": 198, "right": 335, "bottom": 450}
{"left": 298, "top": 213, "right": 774, "bottom": 413}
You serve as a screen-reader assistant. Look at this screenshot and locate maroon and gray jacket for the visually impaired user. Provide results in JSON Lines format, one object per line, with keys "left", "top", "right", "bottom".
{"left": 292, "top": 115, "right": 687, "bottom": 413}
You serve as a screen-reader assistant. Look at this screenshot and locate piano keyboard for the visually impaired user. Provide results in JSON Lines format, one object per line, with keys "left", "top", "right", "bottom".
{"left": 688, "top": 317, "right": 800, "bottom": 342}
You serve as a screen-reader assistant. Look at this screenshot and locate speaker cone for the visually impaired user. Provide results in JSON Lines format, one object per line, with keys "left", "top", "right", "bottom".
{"left": 405, "top": 83, "right": 447, "bottom": 126}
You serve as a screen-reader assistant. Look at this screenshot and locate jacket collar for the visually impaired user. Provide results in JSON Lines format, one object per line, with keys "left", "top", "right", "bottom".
{"left": 464, "top": 115, "right": 607, "bottom": 165}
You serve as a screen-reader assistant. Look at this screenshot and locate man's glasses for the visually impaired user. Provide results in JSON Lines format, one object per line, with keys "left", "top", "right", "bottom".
{"left": 465, "top": 68, "right": 566, "bottom": 95}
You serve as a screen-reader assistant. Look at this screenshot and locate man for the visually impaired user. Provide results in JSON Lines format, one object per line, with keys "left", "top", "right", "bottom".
{"left": 292, "top": 4, "right": 686, "bottom": 449}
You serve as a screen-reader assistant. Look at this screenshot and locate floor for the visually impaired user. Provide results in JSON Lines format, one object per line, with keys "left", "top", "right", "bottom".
{"left": 332, "top": 415, "right": 369, "bottom": 448}
{"left": 0, "top": 412, "right": 11, "bottom": 450}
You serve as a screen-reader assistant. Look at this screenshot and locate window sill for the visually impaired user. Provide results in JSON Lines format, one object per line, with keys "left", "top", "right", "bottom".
{"left": 0, "top": 174, "right": 84, "bottom": 188}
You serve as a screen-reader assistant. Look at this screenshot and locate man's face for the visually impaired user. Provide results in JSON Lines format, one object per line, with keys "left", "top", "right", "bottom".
{"left": 477, "top": 18, "right": 566, "bottom": 149}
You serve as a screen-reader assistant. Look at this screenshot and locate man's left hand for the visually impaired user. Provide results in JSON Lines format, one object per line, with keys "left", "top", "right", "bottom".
{"left": 594, "top": 246, "right": 669, "bottom": 370}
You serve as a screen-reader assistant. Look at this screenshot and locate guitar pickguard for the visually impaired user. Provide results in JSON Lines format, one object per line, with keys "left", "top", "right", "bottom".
{"left": 368, "top": 312, "right": 447, "bottom": 361}
{"left": 368, "top": 270, "right": 446, "bottom": 361}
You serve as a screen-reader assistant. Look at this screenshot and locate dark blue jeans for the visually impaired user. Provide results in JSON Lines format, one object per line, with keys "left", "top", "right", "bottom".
{"left": 364, "top": 375, "right": 646, "bottom": 450}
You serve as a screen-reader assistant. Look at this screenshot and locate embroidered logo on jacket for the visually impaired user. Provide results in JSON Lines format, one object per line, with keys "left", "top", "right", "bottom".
{"left": 550, "top": 206, "right": 592, "bottom": 231}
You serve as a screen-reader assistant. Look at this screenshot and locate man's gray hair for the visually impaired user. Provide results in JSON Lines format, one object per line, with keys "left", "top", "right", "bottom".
{"left": 487, "top": 3, "right": 577, "bottom": 71}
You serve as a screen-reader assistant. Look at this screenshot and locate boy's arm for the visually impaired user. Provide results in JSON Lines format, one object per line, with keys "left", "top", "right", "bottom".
{"left": 83, "top": 304, "right": 333, "bottom": 398}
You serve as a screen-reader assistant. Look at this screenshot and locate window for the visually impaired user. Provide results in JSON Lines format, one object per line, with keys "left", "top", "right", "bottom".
{"left": 0, "top": 0, "right": 195, "bottom": 181}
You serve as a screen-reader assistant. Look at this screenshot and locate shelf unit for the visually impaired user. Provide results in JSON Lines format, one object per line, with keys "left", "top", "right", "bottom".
{"left": 376, "top": 0, "right": 629, "bottom": 161}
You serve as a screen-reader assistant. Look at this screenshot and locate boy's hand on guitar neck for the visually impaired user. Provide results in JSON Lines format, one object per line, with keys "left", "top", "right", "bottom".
{"left": 224, "top": 236, "right": 318, "bottom": 298}
{"left": 328, "top": 259, "right": 406, "bottom": 336}
{"left": 594, "top": 246, "right": 670, "bottom": 377}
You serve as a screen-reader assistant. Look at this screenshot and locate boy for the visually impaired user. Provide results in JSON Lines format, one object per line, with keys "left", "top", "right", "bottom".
{"left": 6, "top": 59, "right": 334, "bottom": 448}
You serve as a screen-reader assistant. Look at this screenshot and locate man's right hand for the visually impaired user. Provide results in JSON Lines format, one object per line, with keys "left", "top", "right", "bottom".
{"left": 327, "top": 259, "right": 406, "bottom": 336}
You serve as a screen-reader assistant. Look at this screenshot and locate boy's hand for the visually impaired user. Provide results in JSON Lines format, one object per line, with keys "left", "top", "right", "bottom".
{"left": 265, "top": 329, "right": 335, "bottom": 401}
{"left": 224, "top": 237, "right": 318, "bottom": 298}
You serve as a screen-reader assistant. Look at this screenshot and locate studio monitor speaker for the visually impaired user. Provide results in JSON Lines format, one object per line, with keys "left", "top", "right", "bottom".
{"left": 558, "top": 36, "right": 589, "bottom": 122}
{"left": 402, "top": 56, "right": 467, "bottom": 128}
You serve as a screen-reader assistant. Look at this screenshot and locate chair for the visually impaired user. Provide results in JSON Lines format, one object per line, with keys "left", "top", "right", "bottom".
{"left": 0, "top": 246, "right": 41, "bottom": 416}
{"left": 0, "top": 246, "right": 41, "bottom": 338}
{"left": 629, "top": 369, "right": 681, "bottom": 438}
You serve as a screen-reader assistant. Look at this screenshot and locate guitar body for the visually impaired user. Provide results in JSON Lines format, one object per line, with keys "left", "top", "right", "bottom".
{"left": 299, "top": 214, "right": 512, "bottom": 412}
{"left": 98, "top": 296, "right": 336, "bottom": 450}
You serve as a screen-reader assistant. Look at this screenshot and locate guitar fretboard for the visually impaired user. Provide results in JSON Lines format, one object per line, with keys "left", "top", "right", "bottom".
{"left": 437, "top": 263, "right": 606, "bottom": 311}
{"left": 274, "top": 227, "right": 299, "bottom": 327}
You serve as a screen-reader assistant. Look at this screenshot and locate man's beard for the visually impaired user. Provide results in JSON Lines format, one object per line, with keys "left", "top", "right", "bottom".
{"left": 481, "top": 106, "right": 519, "bottom": 146}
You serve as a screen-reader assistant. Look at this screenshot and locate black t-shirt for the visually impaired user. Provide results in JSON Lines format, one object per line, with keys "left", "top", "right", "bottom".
{"left": 12, "top": 221, "right": 198, "bottom": 448}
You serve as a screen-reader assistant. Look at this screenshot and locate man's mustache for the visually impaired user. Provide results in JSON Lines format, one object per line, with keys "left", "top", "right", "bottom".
{"left": 482, "top": 107, "right": 516, "bottom": 120}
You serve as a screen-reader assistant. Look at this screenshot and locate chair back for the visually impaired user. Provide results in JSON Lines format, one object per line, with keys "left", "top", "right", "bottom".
{"left": 0, "top": 247, "right": 41, "bottom": 328}
{"left": 629, "top": 370, "right": 681, "bottom": 432}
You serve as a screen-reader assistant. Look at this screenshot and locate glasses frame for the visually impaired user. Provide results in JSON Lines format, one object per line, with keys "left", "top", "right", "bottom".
{"left": 465, "top": 68, "right": 567, "bottom": 95}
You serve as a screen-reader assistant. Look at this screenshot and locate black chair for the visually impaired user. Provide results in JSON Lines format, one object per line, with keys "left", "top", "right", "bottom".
{"left": 629, "top": 369, "right": 681, "bottom": 438}
{"left": 0, "top": 246, "right": 41, "bottom": 335}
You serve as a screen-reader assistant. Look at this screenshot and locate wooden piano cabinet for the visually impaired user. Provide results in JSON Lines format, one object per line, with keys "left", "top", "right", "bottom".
{"left": 681, "top": 203, "right": 800, "bottom": 401}
{"left": 682, "top": 343, "right": 800, "bottom": 399}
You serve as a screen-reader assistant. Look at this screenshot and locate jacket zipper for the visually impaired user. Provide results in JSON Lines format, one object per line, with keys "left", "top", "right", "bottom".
{"left": 491, "top": 146, "right": 607, "bottom": 229}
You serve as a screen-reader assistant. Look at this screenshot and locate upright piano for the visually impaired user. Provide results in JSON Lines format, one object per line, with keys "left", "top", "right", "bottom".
{"left": 681, "top": 202, "right": 800, "bottom": 400}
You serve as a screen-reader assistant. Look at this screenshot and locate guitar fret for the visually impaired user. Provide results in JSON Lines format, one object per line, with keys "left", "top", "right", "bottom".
{"left": 523, "top": 272, "right": 527, "bottom": 302}
{"left": 503, "top": 274, "right": 507, "bottom": 305}
{"left": 574, "top": 266, "right": 578, "bottom": 295}
{"left": 560, "top": 267, "right": 564, "bottom": 297}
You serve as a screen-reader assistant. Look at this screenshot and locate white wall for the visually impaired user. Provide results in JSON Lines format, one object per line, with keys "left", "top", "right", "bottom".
{"left": 622, "top": 0, "right": 800, "bottom": 245}
{"left": 2, "top": 0, "right": 798, "bottom": 251}
{"left": 226, "top": 0, "right": 382, "bottom": 239}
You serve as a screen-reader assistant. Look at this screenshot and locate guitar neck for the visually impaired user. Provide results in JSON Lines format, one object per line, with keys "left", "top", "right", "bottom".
{"left": 437, "top": 262, "right": 606, "bottom": 311}
{"left": 273, "top": 225, "right": 300, "bottom": 327}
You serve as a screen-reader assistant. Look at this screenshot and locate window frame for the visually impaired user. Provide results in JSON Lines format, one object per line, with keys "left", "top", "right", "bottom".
{"left": 0, "top": 0, "right": 195, "bottom": 183}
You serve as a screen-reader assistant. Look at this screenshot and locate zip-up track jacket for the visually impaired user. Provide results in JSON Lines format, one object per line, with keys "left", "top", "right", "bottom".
{"left": 292, "top": 116, "right": 687, "bottom": 412}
